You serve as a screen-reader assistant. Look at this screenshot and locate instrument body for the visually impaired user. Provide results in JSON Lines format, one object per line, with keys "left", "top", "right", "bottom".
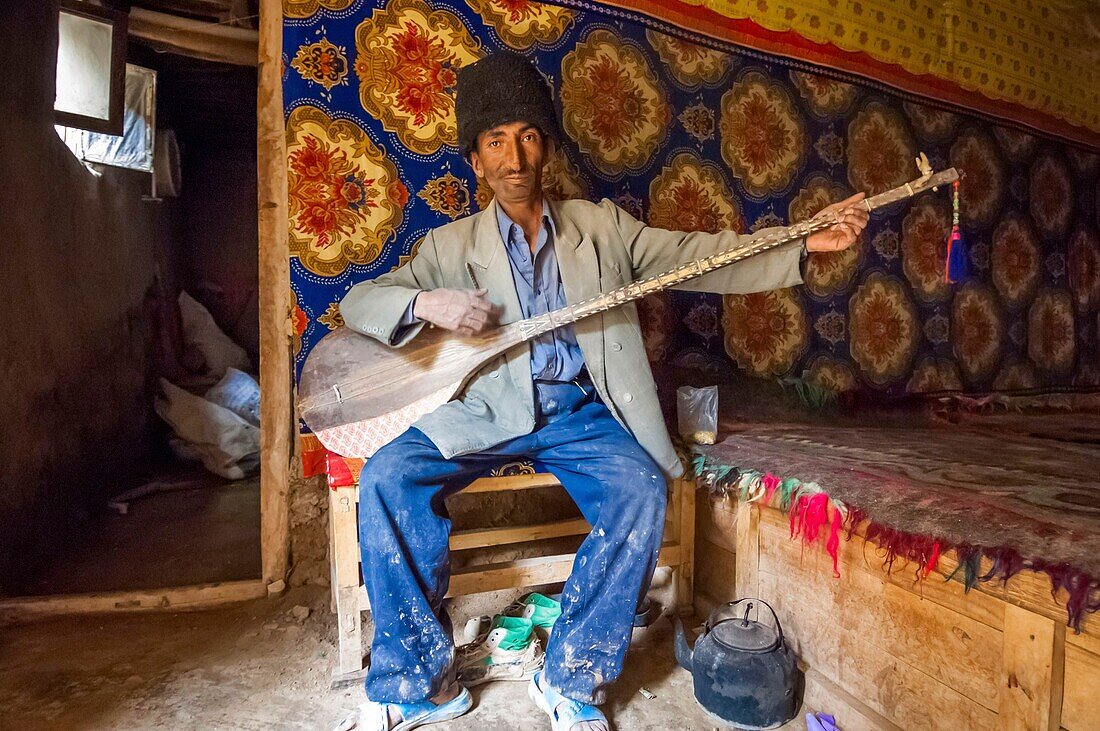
{"left": 299, "top": 322, "right": 524, "bottom": 456}
{"left": 299, "top": 169, "right": 958, "bottom": 457}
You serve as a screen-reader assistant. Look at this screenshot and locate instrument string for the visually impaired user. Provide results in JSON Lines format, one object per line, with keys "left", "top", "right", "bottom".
{"left": 301, "top": 169, "right": 957, "bottom": 414}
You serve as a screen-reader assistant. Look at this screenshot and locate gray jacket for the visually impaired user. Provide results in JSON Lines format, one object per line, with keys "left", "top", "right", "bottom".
{"left": 340, "top": 197, "right": 803, "bottom": 478}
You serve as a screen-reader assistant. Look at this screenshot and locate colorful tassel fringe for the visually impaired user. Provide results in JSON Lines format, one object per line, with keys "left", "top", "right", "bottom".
{"left": 693, "top": 454, "right": 1099, "bottom": 631}
{"left": 789, "top": 492, "right": 843, "bottom": 577}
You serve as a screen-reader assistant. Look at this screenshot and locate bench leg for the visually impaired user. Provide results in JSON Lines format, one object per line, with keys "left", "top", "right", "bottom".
{"left": 675, "top": 478, "right": 696, "bottom": 613}
{"left": 329, "top": 487, "right": 365, "bottom": 684}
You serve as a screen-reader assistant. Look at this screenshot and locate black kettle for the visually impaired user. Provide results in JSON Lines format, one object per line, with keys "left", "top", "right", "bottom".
{"left": 674, "top": 599, "right": 801, "bottom": 729}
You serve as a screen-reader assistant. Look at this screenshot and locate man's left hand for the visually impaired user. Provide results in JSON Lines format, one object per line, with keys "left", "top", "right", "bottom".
{"left": 805, "top": 192, "right": 870, "bottom": 252}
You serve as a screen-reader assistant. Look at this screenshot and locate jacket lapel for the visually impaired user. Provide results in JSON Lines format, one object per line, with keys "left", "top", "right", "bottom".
{"left": 469, "top": 199, "right": 533, "bottom": 413}
{"left": 548, "top": 199, "right": 607, "bottom": 390}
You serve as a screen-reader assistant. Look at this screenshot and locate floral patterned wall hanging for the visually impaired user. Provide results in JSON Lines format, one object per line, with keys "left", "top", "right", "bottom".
{"left": 284, "top": 0, "right": 1100, "bottom": 427}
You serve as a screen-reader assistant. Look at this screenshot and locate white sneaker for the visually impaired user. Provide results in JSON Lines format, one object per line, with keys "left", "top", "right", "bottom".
{"left": 456, "top": 620, "right": 544, "bottom": 686}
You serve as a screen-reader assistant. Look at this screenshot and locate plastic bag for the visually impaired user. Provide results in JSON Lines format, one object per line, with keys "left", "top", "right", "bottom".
{"left": 806, "top": 713, "right": 839, "bottom": 731}
{"left": 676, "top": 385, "right": 718, "bottom": 445}
{"left": 155, "top": 378, "right": 259, "bottom": 480}
{"left": 205, "top": 367, "right": 261, "bottom": 427}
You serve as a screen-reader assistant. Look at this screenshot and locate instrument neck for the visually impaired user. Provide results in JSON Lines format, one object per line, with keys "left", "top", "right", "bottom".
{"left": 514, "top": 169, "right": 956, "bottom": 343}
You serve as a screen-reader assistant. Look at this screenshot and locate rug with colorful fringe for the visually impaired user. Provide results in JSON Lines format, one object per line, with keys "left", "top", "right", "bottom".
{"left": 690, "top": 410, "right": 1100, "bottom": 630}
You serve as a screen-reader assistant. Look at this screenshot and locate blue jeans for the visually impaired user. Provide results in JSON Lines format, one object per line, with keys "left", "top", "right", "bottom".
{"left": 358, "top": 382, "right": 666, "bottom": 706}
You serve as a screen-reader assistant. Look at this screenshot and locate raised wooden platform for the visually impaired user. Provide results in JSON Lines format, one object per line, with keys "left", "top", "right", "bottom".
{"left": 696, "top": 496, "right": 1100, "bottom": 730}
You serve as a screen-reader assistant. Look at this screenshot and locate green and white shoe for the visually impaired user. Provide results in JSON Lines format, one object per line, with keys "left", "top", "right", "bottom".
{"left": 521, "top": 592, "right": 562, "bottom": 633}
{"left": 456, "top": 615, "right": 544, "bottom": 686}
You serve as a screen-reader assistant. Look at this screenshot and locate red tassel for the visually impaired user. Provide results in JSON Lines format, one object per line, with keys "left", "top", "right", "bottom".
{"left": 803, "top": 494, "right": 831, "bottom": 544}
{"left": 789, "top": 494, "right": 808, "bottom": 540}
{"left": 762, "top": 473, "right": 780, "bottom": 506}
{"left": 790, "top": 493, "right": 841, "bottom": 577}
{"left": 923, "top": 541, "right": 942, "bottom": 578}
{"left": 945, "top": 180, "right": 968, "bottom": 282}
{"left": 843, "top": 507, "right": 866, "bottom": 540}
{"left": 826, "top": 505, "right": 842, "bottom": 578}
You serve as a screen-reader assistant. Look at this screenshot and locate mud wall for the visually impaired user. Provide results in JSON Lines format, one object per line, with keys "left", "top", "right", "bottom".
{"left": 0, "top": 2, "right": 183, "bottom": 589}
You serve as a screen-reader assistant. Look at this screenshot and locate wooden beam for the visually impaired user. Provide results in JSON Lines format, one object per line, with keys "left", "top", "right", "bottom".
{"left": 133, "top": 0, "right": 235, "bottom": 21}
{"left": 449, "top": 518, "right": 590, "bottom": 552}
{"left": 460, "top": 472, "right": 562, "bottom": 493}
{"left": 744, "top": 502, "right": 1096, "bottom": 730}
{"left": 697, "top": 493, "right": 738, "bottom": 554}
{"left": 0, "top": 580, "right": 267, "bottom": 623}
{"left": 257, "top": 0, "right": 291, "bottom": 587}
{"left": 756, "top": 533, "right": 1002, "bottom": 727}
{"left": 354, "top": 472, "right": 562, "bottom": 502}
{"left": 358, "top": 545, "right": 683, "bottom": 610}
{"left": 451, "top": 544, "right": 682, "bottom": 597}
{"left": 129, "top": 8, "right": 258, "bottom": 66}
{"left": 757, "top": 504, "right": 1075, "bottom": 633}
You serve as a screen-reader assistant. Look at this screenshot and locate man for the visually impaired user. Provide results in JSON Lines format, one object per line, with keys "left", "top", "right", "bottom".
{"left": 336, "top": 51, "right": 867, "bottom": 731}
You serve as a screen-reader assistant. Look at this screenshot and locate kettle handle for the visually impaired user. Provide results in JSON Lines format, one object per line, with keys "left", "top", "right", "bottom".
{"left": 704, "top": 598, "right": 786, "bottom": 644}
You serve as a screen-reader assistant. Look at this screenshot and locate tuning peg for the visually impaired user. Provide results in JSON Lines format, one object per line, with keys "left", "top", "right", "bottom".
{"left": 915, "top": 152, "right": 933, "bottom": 178}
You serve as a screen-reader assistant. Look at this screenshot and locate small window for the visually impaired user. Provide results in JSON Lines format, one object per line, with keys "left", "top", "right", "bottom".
{"left": 54, "top": 0, "right": 128, "bottom": 135}
{"left": 83, "top": 64, "right": 157, "bottom": 172}
{"left": 56, "top": 64, "right": 158, "bottom": 174}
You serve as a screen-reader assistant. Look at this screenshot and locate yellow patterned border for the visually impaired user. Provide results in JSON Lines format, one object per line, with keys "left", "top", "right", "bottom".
{"left": 606, "top": 0, "right": 1099, "bottom": 146}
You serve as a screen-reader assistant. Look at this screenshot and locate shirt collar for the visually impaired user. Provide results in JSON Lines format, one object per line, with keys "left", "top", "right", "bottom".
{"left": 496, "top": 198, "right": 555, "bottom": 247}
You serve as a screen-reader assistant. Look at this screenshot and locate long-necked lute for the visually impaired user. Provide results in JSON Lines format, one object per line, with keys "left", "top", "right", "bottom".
{"left": 300, "top": 167, "right": 958, "bottom": 457}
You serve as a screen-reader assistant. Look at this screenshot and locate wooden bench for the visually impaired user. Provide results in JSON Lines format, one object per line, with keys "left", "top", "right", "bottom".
{"left": 328, "top": 464, "right": 696, "bottom": 684}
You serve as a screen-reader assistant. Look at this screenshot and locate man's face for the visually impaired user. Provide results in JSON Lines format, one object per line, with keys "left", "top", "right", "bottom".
{"left": 469, "top": 121, "right": 551, "bottom": 205}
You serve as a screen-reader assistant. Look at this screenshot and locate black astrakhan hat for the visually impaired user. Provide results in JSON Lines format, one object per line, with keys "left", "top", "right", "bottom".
{"left": 455, "top": 50, "right": 563, "bottom": 157}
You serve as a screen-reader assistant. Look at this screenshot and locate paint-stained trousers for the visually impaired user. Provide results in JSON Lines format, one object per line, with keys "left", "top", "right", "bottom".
{"left": 357, "top": 380, "right": 667, "bottom": 706}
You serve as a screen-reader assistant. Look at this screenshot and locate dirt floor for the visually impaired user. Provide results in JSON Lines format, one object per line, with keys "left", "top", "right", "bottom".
{"left": 0, "top": 586, "right": 814, "bottom": 730}
{"left": 12, "top": 465, "right": 261, "bottom": 597}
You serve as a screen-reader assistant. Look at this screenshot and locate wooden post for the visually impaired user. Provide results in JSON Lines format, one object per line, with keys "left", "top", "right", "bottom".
{"left": 734, "top": 500, "right": 759, "bottom": 600}
{"left": 676, "top": 478, "right": 696, "bottom": 612}
{"left": 257, "top": 0, "right": 291, "bottom": 586}
{"left": 999, "top": 602, "right": 1065, "bottom": 730}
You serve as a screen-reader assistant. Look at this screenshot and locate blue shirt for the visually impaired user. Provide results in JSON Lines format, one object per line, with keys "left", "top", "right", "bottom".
{"left": 496, "top": 201, "right": 586, "bottom": 382}
{"left": 397, "top": 200, "right": 586, "bottom": 383}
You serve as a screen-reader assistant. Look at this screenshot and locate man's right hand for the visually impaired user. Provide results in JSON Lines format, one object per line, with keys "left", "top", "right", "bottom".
{"left": 412, "top": 288, "right": 498, "bottom": 336}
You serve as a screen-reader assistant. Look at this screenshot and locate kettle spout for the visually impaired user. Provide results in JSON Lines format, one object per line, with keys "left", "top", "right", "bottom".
{"left": 673, "top": 616, "right": 694, "bottom": 672}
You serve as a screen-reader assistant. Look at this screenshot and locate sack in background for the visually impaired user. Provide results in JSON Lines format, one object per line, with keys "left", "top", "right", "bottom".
{"left": 178, "top": 291, "right": 251, "bottom": 382}
{"left": 677, "top": 385, "right": 718, "bottom": 445}
{"left": 155, "top": 378, "right": 259, "bottom": 480}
